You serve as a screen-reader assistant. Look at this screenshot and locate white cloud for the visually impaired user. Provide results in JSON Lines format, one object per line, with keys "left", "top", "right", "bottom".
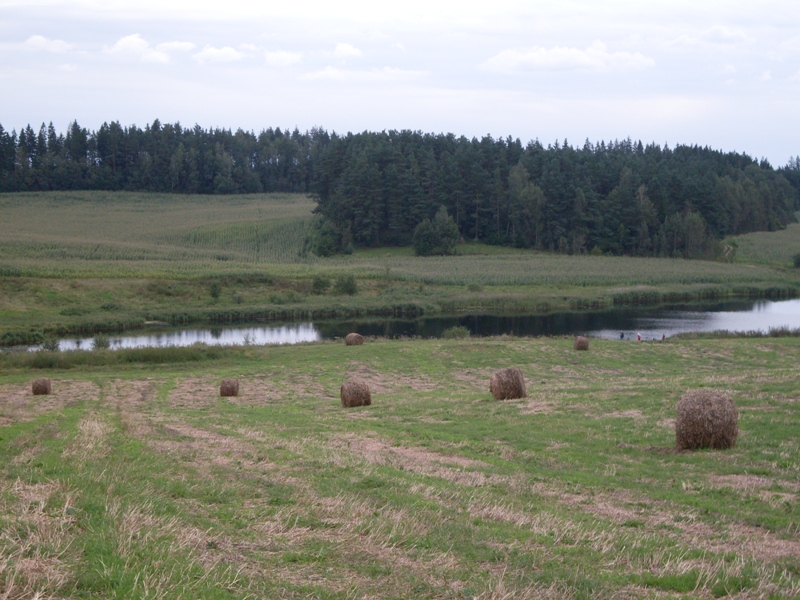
{"left": 761, "top": 70, "right": 773, "bottom": 81}
{"left": 105, "top": 34, "right": 169, "bottom": 63}
{"left": 334, "top": 43, "right": 363, "bottom": 59}
{"left": 790, "top": 71, "right": 800, "bottom": 82}
{"left": 668, "top": 26, "right": 755, "bottom": 49}
{"left": 479, "top": 42, "right": 655, "bottom": 74}
{"left": 155, "top": 41, "right": 196, "bottom": 53}
{"left": 59, "top": 63, "right": 78, "bottom": 72}
{"left": 192, "top": 45, "right": 245, "bottom": 64}
{"left": 24, "top": 35, "right": 73, "bottom": 53}
{"left": 301, "top": 66, "right": 428, "bottom": 83}
{"left": 265, "top": 50, "right": 302, "bottom": 67}
{"left": 722, "top": 64, "right": 737, "bottom": 74}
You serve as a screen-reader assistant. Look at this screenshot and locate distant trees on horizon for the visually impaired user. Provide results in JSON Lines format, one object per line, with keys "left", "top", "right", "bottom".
{"left": 1, "top": 119, "right": 798, "bottom": 259}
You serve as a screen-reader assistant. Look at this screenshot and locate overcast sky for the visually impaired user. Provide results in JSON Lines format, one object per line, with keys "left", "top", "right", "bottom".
{"left": 1, "top": 0, "right": 798, "bottom": 165}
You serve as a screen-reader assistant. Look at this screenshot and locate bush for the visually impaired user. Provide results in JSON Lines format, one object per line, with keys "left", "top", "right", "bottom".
{"left": 413, "top": 206, "right": 459, "bottom": 256}
{"left": 442, "top": 325, "right": 470, "bottom": 339}
{"left": 92, "top": 335, "right": 111, "bottom": 350}
{"left": 793, "top": 253, "right": 800, "bottom": 269}
{"left": 333, "top": 274, "right": 358, "bottom": 296}
{"left": 311, "top": 276, "right": 331, "bottom": 295}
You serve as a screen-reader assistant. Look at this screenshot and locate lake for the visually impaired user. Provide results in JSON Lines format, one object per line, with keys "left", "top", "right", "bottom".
{"left": 46, "top": 298, "right": 800, "bottom": 351}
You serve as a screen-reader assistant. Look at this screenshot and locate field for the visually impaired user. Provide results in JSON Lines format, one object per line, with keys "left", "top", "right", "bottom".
{"left": 726, "top": 222, "right": 800, "bottom": 267}
{"left": 1, "top": 191, "right": 799, "bottom": 343}
{"left": 0, "top": 336, "right": 798, "bottom": 599}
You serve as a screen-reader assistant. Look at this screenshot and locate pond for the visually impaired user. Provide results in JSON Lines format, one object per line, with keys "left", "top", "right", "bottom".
{"left": 44, "top": 298, "right": 800, "bottom": 351}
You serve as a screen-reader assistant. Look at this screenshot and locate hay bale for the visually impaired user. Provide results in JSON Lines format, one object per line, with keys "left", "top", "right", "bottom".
{"left": 340, "top": 378, "right": 371, "bottom": 407}
{"left": 220, "top": 378, "right": 239, "bottom": 397}
{"left": 675, "top": 390, "right": 738, "bottom": 451}
{"left": 32, "top": 378, "right": 51, "bottom": 395}
{"left": 489, "top": 367, "right": 526, "bottom": 400}
{"left": 574, "top": 336, "right": 589, "bottom": 351}
{"left": 345, "top": 332, "right": 364, "bottom": 346}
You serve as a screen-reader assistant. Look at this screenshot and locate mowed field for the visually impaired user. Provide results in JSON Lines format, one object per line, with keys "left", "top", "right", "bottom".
{"left": 0, "top": 336, "right": 798, "bottom": 599}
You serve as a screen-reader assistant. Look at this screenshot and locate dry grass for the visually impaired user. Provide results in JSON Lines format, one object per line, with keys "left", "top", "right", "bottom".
{"left": 573, "top": 336, "right": 590, "bottom": 351}
{"left": 31, "top": 378, "right": 51, "bottom": 396}
{"left": 489, "top": 367, "right": 527, "bottom": 400}
{"left": 340, "top": 378, "right": 372, "bottom": 408}
{"left": 219, "top": 378, "right": 239, "bottom": 397}
{"left": 675, "top": 390, "right": 738, "bottom": 450}
{"left": 345, "top": 332, "right": 364, "bottom": 346}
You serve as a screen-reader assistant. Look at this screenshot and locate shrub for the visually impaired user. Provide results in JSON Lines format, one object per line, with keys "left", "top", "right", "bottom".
{"left": 333, "top": 274, "right": 357, "bottom": 296}
{"left": 443, "top": 325, "right": 470, "bottom": 339}
{"left": 311, "top": 276, "right": 331, "bottom": 295}
{"left": 40, "top": 338, "right": 61, "bottom": 352}
{"left": 92, "top": 335, "right": 111, "bottom": 350}
{"left": 793, "top": 252, "right": 800, "bottom": 269}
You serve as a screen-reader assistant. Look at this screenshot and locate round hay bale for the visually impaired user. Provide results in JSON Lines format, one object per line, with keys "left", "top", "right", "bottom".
{"left": 489, "top": 367, "right": 526, "bottom": 400}
{"left": 574, "top": 336, "right": 589, "bottom": 351}
{"left": 220, "top": 378, "right": 239, "bottom": 397}
{"left": 340, "top": 378, "right": 371, "bottom": 407}
{"left": 32, "top": 378, "right": 51, "bottom": 396}
{"left": 345, "top": 332, "right": 364, "bottom": 346}
{"left": 675, "top": 390, "right": 738, "bottom": 451}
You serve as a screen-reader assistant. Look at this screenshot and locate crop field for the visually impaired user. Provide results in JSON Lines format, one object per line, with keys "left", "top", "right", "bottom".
{"left": 0, "top": 336, "right": 798, "bottom": 599}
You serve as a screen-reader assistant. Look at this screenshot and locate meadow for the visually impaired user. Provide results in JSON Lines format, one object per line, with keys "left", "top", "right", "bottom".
{"left": 0, "top": 335, "right": 798, "bottom": 598}
{"left": 1, "top": 191, "right": 799, "bottom": 344}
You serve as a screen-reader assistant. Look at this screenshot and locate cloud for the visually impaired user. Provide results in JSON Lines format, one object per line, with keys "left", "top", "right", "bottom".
{"left": 761, "top": 70, "right": 773, "bottom": 81}
{"left": 155, "top": 41, "right": 196, "bottom": 53}
{"left": 265, "top": 50, "right": 302, "bottom": 67}
{"left": 334, "top": 43, "right": 363, "bottom": 59}
{"left": 192, "top": 45, "right": 245, "bottom": 64}
{"left": 668, "top": 26, "right": 754, "bottom": 48}
{"left": 301, "top": 66, "right": 428, "bottom": 83}
{"left": 105, "top": 34, "right": 169, "bottom": 63}
{"left": 24, "top": 35, "right": 73, "bottom": 53}
{"left": 479, "top": 41, "right": 655, "bottom": 74}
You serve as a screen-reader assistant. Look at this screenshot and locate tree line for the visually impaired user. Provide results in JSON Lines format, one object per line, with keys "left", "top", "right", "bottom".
{"left": 1, "top": 120, "right": 798, "bottom": 258}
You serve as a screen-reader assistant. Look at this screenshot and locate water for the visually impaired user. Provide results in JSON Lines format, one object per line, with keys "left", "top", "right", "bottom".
{"left": 42, "top": 298, "right": 800, "bottom": 351}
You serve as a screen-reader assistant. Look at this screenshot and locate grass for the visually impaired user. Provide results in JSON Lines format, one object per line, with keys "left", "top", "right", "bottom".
{"left": 2, "top": 191, "right": 799, "bottom": 343}
{"left": 0, "top": 335, "right": 798, "bottom": 598}
{"left": 726, "top": 218, "right": 800, "bottom": 267}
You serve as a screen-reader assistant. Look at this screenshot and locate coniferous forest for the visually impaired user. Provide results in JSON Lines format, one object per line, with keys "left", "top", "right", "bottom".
{"left": 2, "top": 120, "right": 798, "bottom": 259}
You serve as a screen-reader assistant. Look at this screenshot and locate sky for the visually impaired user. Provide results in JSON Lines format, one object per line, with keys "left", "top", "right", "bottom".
{"left": 1, "top": 0, "right": 799, "bottom": 166}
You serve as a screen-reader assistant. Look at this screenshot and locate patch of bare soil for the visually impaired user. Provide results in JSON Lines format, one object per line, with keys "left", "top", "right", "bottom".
{"left": 329, "top": 433, "right": 502, "bottom": 487}
{"left": 0, "top": 380, "right": 99, "bottom": 424}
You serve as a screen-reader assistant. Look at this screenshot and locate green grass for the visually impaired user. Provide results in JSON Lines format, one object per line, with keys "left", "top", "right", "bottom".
{"left": 0, "top": 335, "right": 798, "bottom": 598}
{"left": 726, "top": 218, "right": 800, "bottom": 267}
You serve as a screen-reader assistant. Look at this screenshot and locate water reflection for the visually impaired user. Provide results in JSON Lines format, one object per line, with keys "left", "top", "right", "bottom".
{"left": 41, "top": 299, "right": 800, "bottom": 351}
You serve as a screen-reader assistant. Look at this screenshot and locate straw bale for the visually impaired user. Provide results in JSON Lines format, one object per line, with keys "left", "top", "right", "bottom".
{"left": 32, "top": 377, "right": 51, "bottom": 395}
{"left": 220, "top": 378, "right": 239, "bottom": 397}
{"left": 489, "top": 367, "right": 526, "bottom": 400}
{"left": 574, "top": 336, "right": 590, "bottom": 351}
{"left": 675, "top": 390, "right": 738, "bottom": 451}
{"left": 340, "top": 378, "right": 372, "bottom": 407}
{"left": 345, "top": 332, "right": 364, "bottom": 346}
